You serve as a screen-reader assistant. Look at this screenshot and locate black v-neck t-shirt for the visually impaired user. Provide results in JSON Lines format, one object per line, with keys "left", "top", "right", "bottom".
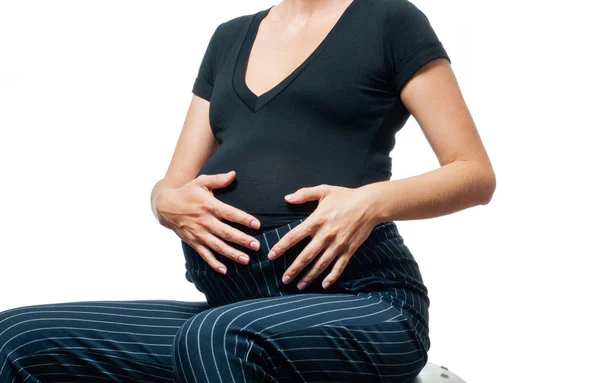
{"left": 191, "top": 0, "right": 450, "bottom": 235}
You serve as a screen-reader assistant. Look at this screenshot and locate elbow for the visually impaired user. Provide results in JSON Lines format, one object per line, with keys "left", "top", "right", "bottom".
{"left": 478, "top": 170, "right": 496, "bottom": 205}
{"left": 464, "top": 158, "right": 496, "bottom": 206}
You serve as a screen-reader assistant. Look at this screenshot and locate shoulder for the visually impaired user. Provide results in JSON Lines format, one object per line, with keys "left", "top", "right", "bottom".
{"left": 198, "top": 11, "right": 255, "bottom": 63}
{"left": 377, "top": 0, "right": 444, "bottom": 49}
{"left": 212, "top": 11, "right": 257, "bottom": 44}
{"left": 378, "top": 0, "right": 429, "bottom": 20}
{"left": 376, "top": 0, "right": 450, "bottom": 92}
{"left": 376, "top": 0, "right": 434, "bottom": 34}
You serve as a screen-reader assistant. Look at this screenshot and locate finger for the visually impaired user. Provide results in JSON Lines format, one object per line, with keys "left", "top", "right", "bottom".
{"left": 295, "top": 241, "right": 345, "bottom": 290}
{"left": 284, "top": 184, "right": 329, "bottom": 203}
{"left": 210, "top": 199, "right": 261, "bottom": 230}
{"left": 195, "top": 171, "right": 235, "bottom": 190}
{"left": 321, "top": 252, "right": 354, "bottom": 289}
{"left": 196, "top": 231, "right": 252, "bottom": 266}
{"left": 267, "top": 218, "right": 315, "bottom": 260}
{"left": 208, "top": 216, "right": 261, "bottom": 251}
{"left": 281, "top": 233, "right": 327, "bottom": 285}
{"left": 190, "top": 241, "right": 228, "bottom": 275}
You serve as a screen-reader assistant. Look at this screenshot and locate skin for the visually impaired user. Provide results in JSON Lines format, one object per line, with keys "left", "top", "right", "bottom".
{"left": 151, "top": 0, "right": 496, "bottom": 289}
{"left": 272, "top": 58, "right": 496, "bottom": 291}
{"left": 150, "top": 97, "right": 264, "bottom": 274}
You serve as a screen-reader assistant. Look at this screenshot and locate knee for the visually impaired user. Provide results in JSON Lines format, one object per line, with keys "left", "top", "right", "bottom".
{"left": 171, "top": 307, "right": 276, "bottom": 382}
{"left": 0, "top": 304, "right": 33, "bottom": 346}
{"left": 0, "top": 304, "right": 44, "bottom": 371}
{"left": 172, "top": 307, "right": 261, "bottom": 360}
{"left": 0, "top": 303, "right": 56, "bottom": 357}
{"left": 171, "top": 308, "right": 239, "bottom": 380}
{"left": 172, "top": 308, "right": 233, "bottom": 354}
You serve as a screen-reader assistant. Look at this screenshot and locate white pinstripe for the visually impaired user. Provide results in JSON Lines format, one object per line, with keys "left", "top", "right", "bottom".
{"left": 1, "top": 220, "right": 429, "bottom": 382}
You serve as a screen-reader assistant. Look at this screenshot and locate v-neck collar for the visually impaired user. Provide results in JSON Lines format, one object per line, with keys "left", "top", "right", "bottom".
{"left": 232, "top": 0, "right": 362, "bottom": 113}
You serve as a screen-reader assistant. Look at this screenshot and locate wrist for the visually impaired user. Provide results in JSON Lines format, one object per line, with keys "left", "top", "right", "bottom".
{"left": 153, "top": 187, "right": 177, "bottom": 227}
{"left": 356, "top": 183, "right": 389, "bottom": 226}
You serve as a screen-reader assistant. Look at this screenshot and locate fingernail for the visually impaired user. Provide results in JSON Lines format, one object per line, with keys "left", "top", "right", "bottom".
{"left": 250, "top": 241, "right": 260, "bottom": 250}
{"left": 239, "top": 255, "right": 250, "bottom": 264}
{"left": 285, "top": 194, "right": 295, "bottom": 200}
{"left": 251, "top": 220, "right": 260, "bottom": 229}
{"left": 218, "top": 267, "right": 226, "bottom": 274}
{"left": 322, "top": 281, "right": 331, "bottom": 289}
{"left": 282, "top": 275, "right": 291, "bottom": 284}
{"left": 268, "top": 251, "right": 276, "bottom": 259}
{"left": 297, "top": 281, "right": 307, "bottom": 290}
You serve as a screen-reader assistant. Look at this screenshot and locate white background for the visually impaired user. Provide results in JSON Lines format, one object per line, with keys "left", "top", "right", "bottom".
{"left": 1, "top": 1, "right": 598, "bottom": 382}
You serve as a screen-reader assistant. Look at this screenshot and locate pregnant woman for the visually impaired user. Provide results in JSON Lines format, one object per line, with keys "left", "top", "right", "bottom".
{"left": 0, "top": 0, "right": 495, "bottom": 382}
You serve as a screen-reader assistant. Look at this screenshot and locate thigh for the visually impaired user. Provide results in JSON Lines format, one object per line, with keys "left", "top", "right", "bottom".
{"left": 179, "top": 291, "right": 426, "bottom": 383}
{"left": 0, "top": 299, "right": 210, "bottom": 382}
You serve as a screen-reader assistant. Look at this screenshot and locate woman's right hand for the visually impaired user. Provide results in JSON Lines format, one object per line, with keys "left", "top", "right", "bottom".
{"left": 156, "top": 170, "right": 261, "bottom": 274}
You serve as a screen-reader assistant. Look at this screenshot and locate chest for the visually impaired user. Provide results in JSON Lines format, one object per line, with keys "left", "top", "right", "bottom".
{"left": 245, "top": 5, "right": 357, "bottom": 99}
{"left": 208, "top": 6, "right": 402, "bottom": 135}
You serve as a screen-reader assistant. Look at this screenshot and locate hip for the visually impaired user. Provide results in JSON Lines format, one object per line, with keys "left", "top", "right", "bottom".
{"left": 181, "top": 218, "right": 432, "bottom": 351}
{"left": 181, "top": 219, "right": 429, "bottom": 313}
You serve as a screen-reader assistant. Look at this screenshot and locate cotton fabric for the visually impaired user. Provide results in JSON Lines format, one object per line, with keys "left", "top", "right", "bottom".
{"left": 191, "top": 0, "right": 450, "bottom": 234}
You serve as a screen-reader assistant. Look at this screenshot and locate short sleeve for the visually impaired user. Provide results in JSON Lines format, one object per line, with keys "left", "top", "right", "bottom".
{"left": 192, "top": 23, "right": 222, "bottom": 101}
{"left": 383, "top": 0, "right": 451, "bottom": 93}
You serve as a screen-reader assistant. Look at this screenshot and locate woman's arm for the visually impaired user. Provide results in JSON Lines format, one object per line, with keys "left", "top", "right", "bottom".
{"left": 363, "top": 58, "right": 496, "bottom": 223}
{"left": 151, "top": 95, "right": 219, "bottom": 225}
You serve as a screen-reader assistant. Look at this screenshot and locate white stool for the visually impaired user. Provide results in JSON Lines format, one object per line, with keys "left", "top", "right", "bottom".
{"left": 411, "top": 362, "right": 467, "bottom": 382}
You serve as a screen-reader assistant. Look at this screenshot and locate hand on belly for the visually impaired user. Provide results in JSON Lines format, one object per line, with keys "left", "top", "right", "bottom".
{"left": 267, "top": 184, "right": 381, "bottom": 291}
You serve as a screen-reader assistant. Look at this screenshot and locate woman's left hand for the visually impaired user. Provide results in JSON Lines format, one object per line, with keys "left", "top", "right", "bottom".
{"left": 268, "top": 184, "right": 381, "bottom": 290}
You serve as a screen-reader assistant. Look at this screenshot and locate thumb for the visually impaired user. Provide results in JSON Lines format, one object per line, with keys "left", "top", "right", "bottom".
{"left": 284, "top": 185, "right": 325, "bottom": 203}
{"left": 197, "top": 170, "right": 236, "bottom": 189}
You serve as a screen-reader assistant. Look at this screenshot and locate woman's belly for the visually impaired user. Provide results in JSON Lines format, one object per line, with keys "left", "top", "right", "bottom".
{"left": 196, "top": 137, "right": 367, "bottom": 232}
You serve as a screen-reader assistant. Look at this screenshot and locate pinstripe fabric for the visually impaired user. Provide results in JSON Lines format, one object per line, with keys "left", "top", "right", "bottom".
{"left": 0, "top": 219, "right": 431, "bottom": 382}
{"left": 0, "top": 300, "right": 207, "bottom": 382}
{"left": 182, "top": 219, "right": 431, "bottom": 354}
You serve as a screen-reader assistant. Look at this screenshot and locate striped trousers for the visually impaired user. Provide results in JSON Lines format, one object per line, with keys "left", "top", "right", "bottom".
{"left": 0, "top": 219, "right": 431, "bottom": 382}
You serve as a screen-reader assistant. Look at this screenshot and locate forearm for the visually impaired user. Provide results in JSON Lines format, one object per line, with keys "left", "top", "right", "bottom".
{"left": 362, "top": 160, "right": 496, "bottom": 224}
